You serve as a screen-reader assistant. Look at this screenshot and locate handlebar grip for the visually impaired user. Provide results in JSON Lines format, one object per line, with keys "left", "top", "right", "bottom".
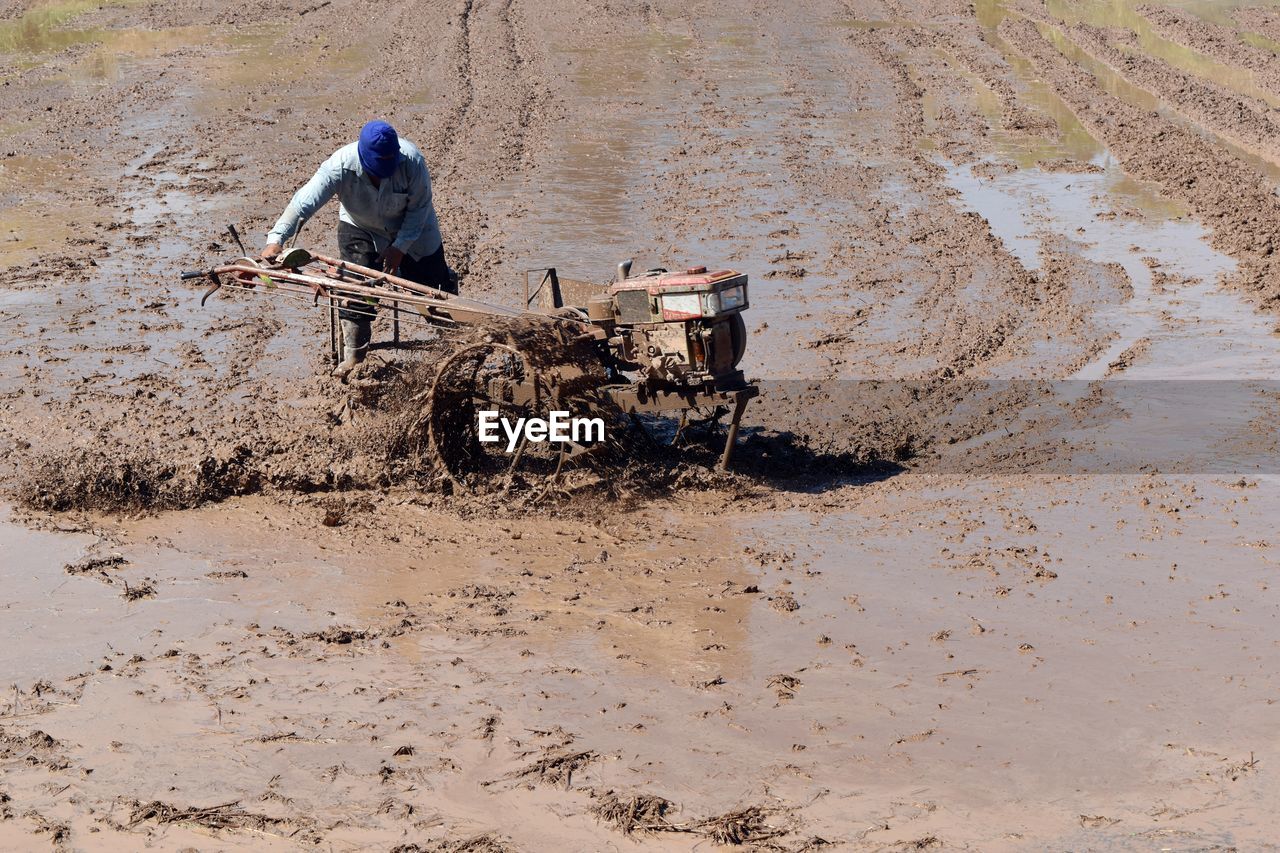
{"left": 180, "top": 270, "right": 207, "bottom": 280}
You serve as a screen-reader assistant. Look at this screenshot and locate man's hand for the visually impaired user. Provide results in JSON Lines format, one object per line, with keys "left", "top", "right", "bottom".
{"left": 378, "top": 246, "right": 405, "bottom": 274}
{"left": 261, "top": 243, "right": 282, "bottom": 261}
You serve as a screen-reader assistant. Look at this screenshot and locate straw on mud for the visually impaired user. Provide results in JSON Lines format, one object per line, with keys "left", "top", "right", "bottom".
{"left": 391, "top": 835, "right": 513, "bottom": 853}
{"left": 590, "top": 790, "right": 682, "bottom": 835}
{"left": 588, "top": 789, "right": 793, "bottom": 845}
{"left": 63, "top": 556, "right": 127, "bottom": 575}
{"left": 484, "top": 747, "right": 599, "bottom": 790}
{"left": 696, "top": 806, "right": 788, "bottom": 846}
{"left": 125, "top": 798, "right": 311, "bottom": 839}
{"left": 120, "top": 579, "right": 156, "bottom": 601}
{"left": 25, "top": 812, "right": 69, "bottom": 846}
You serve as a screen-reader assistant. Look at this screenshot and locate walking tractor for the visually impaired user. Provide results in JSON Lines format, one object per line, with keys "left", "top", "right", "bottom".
{"left": 182, "top": 236, "right": 758, "bottom": 487}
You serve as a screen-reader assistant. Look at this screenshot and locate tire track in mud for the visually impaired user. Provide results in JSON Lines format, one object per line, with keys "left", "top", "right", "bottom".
{"left": 420, "top": 0, "right": 514, "bottom": 282}
{"left": 996, "top": 13, "right": 1280, "bottom": 311}
{"left": 832, "top": 14, "right": 1118, "bottom": 379}
{"left": 418, "top": 0, "right": 478, "bottom": 177}
{"left": 852, "top": 27, "right": 1023, "bottom": 376}
{"left": 451, "top": 0, "right": 559, "bottom": 287}
{"left": 425, "top": 0, "right": 544, "bottom": 179}
{"left": 628, "top": 2, "right": 878, "bottom": 375}
{"left": 498, "top": 0, "right": 543, "bottom": 175}
{"left": 314, "top": 0, "right": 556, "bottom": 287}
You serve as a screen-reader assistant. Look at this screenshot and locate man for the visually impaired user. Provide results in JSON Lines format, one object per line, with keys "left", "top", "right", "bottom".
{"left": 262, "top": 120, "right": 455, "bottom": 377}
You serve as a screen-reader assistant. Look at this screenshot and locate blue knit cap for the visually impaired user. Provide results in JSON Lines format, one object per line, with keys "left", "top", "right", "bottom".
{"left": 357, "top": 120, "right": 400, "bottom": 178}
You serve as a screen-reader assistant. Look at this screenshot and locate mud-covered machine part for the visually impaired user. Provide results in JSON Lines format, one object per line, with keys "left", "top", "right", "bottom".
{"left": 185, "top": 236, "right": 758, "bottom": 488}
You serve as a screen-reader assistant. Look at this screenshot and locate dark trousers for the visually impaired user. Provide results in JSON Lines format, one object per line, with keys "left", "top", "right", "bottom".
{"left": 336, "top": 221, "right": 455, "bottom": 322}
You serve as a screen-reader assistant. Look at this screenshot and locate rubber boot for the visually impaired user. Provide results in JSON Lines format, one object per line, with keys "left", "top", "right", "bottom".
{"left": 333, "top": 318, "right": 371, "bottom": 379}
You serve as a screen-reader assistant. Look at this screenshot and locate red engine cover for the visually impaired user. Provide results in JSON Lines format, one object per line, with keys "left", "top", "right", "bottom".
{"left": 611, "top": 269, "right": 741, "bottom": 296}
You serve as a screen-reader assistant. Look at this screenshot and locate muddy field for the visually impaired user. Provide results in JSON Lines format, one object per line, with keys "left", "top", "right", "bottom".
{"left": 4, "top": 0, "right": 1280, "bottom": 849}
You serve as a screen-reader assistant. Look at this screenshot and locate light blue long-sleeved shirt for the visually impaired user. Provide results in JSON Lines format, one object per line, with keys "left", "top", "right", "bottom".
{"left": 266, "top": 139, "right": 442, "bottom": 259}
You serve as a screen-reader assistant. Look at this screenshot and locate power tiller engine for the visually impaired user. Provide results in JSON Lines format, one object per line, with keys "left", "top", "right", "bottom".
{"left": 184, "top": 242, "right": 758, "bottom": 487}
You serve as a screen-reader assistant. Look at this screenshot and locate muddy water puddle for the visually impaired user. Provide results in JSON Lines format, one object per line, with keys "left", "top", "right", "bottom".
{"left": 0, "top": 153, "right": 97, "bottom": 269}
{"left": 930, "top": 43, "right": 1110, "bottom": 171}
{"left": 0, "top": 501, "right": 341, "bottom": 685}
{"left": 959, "top": 3, "right": 1280, "bottom": 373}
{"left": 0, "top": 495, "right": 763, "bottom": 703}
{"left": 0, "top": 0, "right": 141, "bottom": 56}
{"left": 734, "top": 477, "right": 1280, "bottom": 826}
{"left": 0, "top": 14, "right": 316, "bottom": 398}
{"left": 7, "top": 478, "right": 1279, "bottom": 849}
{"left": 0, "top": 0, "right": 258, "bottom": 84}
{"left": 949, "top": 161, "right": 1261, "bottom": 374}
{"left": 936, "top": 2, "right": 1280, "bottom": 459}
{"left": 941, "top": 153, "right": 1280, "bottom": 469}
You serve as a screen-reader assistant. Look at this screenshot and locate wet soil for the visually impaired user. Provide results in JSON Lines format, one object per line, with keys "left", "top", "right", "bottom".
{"left": 5, "top": 0, "right": 1280, "bottom": 849}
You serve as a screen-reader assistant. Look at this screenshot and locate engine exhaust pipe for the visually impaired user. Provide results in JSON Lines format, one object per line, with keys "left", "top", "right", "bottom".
{"left": 616, "top": 258, "right": 633, "bottom": 283}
